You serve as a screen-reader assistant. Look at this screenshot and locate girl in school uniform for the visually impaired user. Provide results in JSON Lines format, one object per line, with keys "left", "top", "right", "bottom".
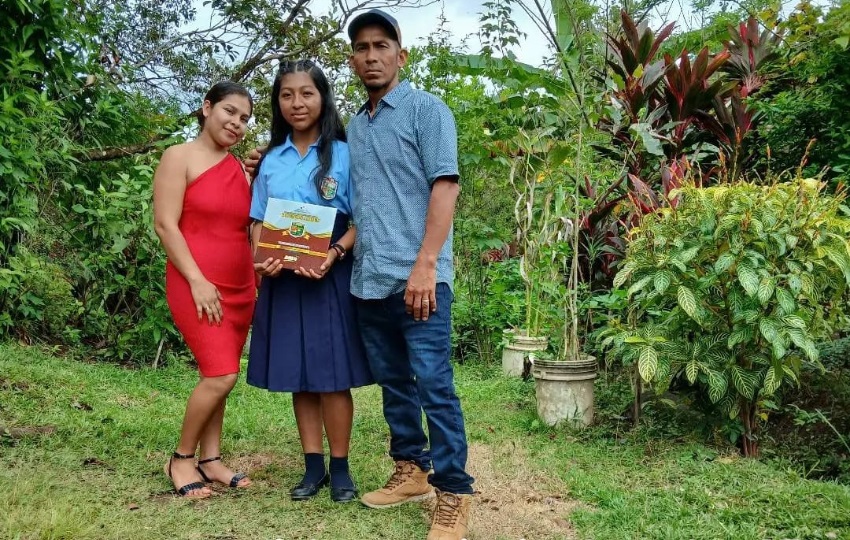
{"left": 247, "top": 59, "right": 373, "bottom": 503}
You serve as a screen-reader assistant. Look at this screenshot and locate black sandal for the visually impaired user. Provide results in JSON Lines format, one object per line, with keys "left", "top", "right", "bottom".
{"left": 197, "top": 456, "right": 250, "bottom": 488}
{"left": 164, "top": 451, "right": 209, "bottom": 498}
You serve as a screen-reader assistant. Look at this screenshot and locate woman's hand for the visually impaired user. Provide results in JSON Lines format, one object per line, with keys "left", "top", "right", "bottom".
{"left": 254, "top": 257, "right": 284, "bottom": 277}
{"left": 190, "top": 278, "right": 223, "bottom": 325}
{"left": 294, "top": 250, "right": 337, "bottom": 280}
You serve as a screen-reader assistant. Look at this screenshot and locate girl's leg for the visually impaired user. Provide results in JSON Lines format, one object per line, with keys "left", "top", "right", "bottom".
{"left": 293, "top": 392, "right": 324, "bottom": 453}
{"left": 197, "top": 396, "right": 251, "bottom": 487}
{"left": 321, "top": 390, "right": 355, "bottom": 491}
{"left": 292, "top": 392, "right": 326, "bottom": 489}
{"left": 168, "top": 374, "right": 238, "bottom": 495}
{"left": 321, "top": 390, "right": 353, "bottom": 457}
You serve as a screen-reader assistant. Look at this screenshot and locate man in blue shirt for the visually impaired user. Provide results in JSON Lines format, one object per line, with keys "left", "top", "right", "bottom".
{"left": 346, "top": 9, "right": 473, "bottom": 540}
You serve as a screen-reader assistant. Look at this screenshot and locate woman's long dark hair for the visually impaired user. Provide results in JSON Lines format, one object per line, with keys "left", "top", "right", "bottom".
{"left": 264, "top": 59, "right": 346, "bottom": 196}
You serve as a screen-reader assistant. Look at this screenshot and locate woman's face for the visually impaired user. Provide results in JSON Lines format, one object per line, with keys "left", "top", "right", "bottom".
{"left": 202, "top": 94, "right": 251, "bottom": 148}
{"left": 278, "top": 71, "right": 322, "bottom": 136}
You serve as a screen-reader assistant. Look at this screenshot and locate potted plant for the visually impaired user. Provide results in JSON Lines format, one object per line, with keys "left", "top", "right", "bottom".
{"left": 528, "top": 127, "right": 598, "bottom": 428}
{"left": 500, "top": 145, "right": 554, "bottom": 376}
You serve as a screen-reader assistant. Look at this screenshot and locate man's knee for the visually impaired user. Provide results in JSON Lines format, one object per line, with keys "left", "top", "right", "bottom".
{"left": 413, "top": 367, "right": 457, "bottom": 402}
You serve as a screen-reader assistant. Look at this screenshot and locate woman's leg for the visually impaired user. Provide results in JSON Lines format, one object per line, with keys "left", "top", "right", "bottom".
{"left": 168, "top": 374, "right": 238, "bottom": 495}
{"left": 197, "top": 393, "right": 251, "bottom": 487}
{"left": 292, "top": 392, "right": 326, "bottom": 488}
{"left": 321, "top": 390, "right": 355, "bottom": 490}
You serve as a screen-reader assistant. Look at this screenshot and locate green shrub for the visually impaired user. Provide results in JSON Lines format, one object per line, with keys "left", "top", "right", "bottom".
{"left": 59, "top": 163, "right": 180, "bottom": 362}
{"left": 1, "top": 158, "right": 182, "bottom": 364}
{"left": 817, "top": 336, "right": 850, "bottom": 371}
{"left": 757, "top": 1, "right": 850, "bottom": 186}
{"left": 0, "top": 249, "right": 82, "bottom": 343}
{"left": 452, "top": 258, "right": 525, "bottom": 363}
{"left": 0, "top": 1, "right": 184, "bottom": 364}
{"left": 603, "top": 176, "right": 850, "bottom": 456}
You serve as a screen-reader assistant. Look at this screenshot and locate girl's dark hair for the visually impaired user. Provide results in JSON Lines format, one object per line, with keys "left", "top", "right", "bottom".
{"left": 264, "top": 59, "right": 346, "bottom": 195}
{"left": 198, "top": 81, "right": 253, "bottom": 128}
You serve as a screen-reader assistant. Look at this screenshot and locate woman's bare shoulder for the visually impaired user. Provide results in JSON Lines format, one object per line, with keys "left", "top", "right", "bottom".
{"left": 155, "top": 143, "right": 191, "bottom": 184}
{"left": 161, "top": 142, "right": 192, "bottom": 162}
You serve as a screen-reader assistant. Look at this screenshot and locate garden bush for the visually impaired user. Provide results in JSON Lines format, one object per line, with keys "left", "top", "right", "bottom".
{"left": 816, "top": 335, "right": 850, "bottom": 371}
{"left": 0, "top": 249, "right": 81, "bottom": 343}
{"left": 604, "top": 176, "right": 850, "bottom": 456}
{"left": 452, "top": 258, "right": 525, "bottom": 363}
{"left": 756, "top": 0, "right": 850, "bottom": 186}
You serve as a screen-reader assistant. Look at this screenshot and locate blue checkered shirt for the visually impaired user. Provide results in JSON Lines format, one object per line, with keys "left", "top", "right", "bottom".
{"left": 347, "top": 80, "right": 459, "bottom": 300}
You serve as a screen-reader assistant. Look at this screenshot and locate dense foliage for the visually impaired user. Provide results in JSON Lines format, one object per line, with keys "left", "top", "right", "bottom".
{"left": 0, "top": 0, "right": 433, "bottom": 362}
{"left": 3, "top": 0, "right": 850, "bottom": 473}
{"left": 1, "top": 0, "right": 181, "bottom": 360}
{"left": 605, "top": 177, "right": 850, "bottom": 455}
{"left": 756, "top": 1, "right": 850, "bottom": 185}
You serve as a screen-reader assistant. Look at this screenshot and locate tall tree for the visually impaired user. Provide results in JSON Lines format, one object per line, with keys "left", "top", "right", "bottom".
{"left": 80, "top": 0, "right": 438, "bottom": 161}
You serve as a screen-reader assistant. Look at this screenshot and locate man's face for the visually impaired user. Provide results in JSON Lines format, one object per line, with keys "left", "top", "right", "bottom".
{"left": 349, "top": 25, "right": 407, "bottom": 92}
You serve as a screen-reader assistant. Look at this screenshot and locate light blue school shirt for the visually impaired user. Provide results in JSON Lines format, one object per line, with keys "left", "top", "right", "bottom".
{"left": 347, "top": 80, "right": 460, "bottom": 300}
{"left": 250, "top": 137, "right": 352, "bottom": 221}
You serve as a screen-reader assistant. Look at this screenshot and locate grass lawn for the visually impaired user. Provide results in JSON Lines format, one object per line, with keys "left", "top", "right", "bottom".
{"left": 1, "top": 342, "right": 849, "bottom": 540}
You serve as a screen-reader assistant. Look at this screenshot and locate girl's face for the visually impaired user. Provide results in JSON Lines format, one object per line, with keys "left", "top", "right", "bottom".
{"left": 278, "top": 71, "right": 322, "bottom": 137}
{"left": 201, "top": 94, "right": 251, "bottom": 148}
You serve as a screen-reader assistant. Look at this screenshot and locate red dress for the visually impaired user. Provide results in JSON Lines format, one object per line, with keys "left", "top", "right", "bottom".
{"left": 166, "top": 154, "right": 255, "bottom": 377}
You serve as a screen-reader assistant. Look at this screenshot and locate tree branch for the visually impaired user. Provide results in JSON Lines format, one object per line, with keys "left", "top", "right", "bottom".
{"left": 229, "top": 0, "right": 311, "bottom": 82}
{"left": 79, "top": 0, "right": 441, "bottom": 163}
{"left": 128, "top": 21, "right": 230, "bottom": 72}
{"left": 78, "top": 135, "right": 173, "bottom": 162}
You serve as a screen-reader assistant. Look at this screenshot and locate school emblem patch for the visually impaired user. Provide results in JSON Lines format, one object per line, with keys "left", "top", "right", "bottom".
{"left": 320, "top": 176, "right": 338, "bottom": 200}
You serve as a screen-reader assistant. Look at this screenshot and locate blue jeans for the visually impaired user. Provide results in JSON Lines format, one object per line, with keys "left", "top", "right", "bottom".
{"left": 357, "top": 283, "right": 474, "bottom": 494}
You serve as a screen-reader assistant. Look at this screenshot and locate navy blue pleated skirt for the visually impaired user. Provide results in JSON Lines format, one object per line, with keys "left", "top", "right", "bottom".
{"left": 247, "top": 213, "right": 373, "bottom": 393}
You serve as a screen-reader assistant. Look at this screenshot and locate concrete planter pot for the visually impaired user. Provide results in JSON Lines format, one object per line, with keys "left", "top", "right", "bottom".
{"left": 501, "top": 330, "right": 548, "bottom": 377}
{"left": 532, "top": 355, "right": 597, "bottom": 427}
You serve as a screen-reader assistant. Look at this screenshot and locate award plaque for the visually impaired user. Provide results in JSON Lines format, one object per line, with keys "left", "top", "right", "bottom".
{"left": 255, "top": 198, "right": 337, "bottom": 272}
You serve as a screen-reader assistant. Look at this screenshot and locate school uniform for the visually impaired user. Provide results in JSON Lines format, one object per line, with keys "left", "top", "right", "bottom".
{"left": 247, "top": 137, "right": 372, "bottom": 393}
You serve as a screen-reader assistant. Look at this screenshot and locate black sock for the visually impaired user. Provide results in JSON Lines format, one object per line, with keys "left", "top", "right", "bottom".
{"left": 302, "top": 453, "right": 326, "bottom": 485}
{"left": 329, "top": 456, "right": 354, "bottom": 489}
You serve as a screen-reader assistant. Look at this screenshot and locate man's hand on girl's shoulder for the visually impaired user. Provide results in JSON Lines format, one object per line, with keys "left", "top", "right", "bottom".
{"left": 243, "top": 146, "right": 266, "bottom": 178}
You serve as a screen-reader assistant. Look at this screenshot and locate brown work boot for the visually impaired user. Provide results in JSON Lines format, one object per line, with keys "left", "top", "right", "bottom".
{"left": 426, "top": 489, "right": 472, "bottom": 540}
{"left": 360, "top": 460, "right": 435, "bottom": 509}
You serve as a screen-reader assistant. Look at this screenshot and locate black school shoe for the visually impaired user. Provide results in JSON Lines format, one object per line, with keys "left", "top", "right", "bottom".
{"left": 330, "top": 484, "right": 358, "bottom": 503}
{"left": 290, "top": 474, "right": 329, "bottom": 500}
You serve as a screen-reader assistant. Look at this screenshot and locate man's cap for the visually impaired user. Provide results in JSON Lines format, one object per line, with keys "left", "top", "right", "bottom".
{"left": 347, "top": 9, "right": 402, "bottom": 46}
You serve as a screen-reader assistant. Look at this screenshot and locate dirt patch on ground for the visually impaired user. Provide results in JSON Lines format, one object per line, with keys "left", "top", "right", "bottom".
{"left": 0, "top": 377, "right": 31, "bottom": 391}
{"left": 0, "top": 423, "right": 57, "bottom": 439}
{"left": 426, "top": 442, "right": 580, "bottom": 540}
{"left": 145, "top": 447, "right": 581, "bottom": 538}
{"left": 227, "top": 452, "right": 282, "bottom": 475}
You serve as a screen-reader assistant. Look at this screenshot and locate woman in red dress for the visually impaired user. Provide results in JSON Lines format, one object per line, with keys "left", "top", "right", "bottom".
{"left": 153, "top": 82, "right": 255, "bottom": 498}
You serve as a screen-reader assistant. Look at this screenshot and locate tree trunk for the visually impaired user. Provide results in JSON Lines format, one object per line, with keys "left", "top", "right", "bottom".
{"left": 740, "top": 398, "right": 760, "bottom": 457}
{"left": 632, "top": 365, "right": 642, "bottom": 428}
